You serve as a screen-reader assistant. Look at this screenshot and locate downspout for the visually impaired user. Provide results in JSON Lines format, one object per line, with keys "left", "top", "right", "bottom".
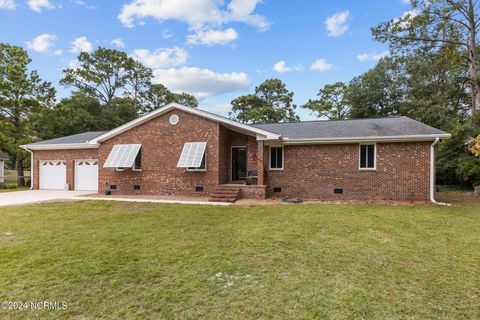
{"left": 430, "top": 137, "right": 450, "bottom": 206}
{"left": 21, "top": 146, "right": 34, "bottom": 190}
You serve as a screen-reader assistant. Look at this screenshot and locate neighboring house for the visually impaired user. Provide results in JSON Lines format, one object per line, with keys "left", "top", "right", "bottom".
{"left": 0, "top": 149, "right": 7, "bottom": 183}
{"left": 21, "top": 103, "right": 450, "bottom": 202}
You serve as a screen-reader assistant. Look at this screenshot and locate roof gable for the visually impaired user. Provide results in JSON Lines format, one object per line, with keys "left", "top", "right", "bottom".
{"left": 90, "top": 103, "right": 281, "bottom": 143}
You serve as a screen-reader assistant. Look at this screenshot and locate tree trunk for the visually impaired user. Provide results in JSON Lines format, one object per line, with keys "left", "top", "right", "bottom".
{"left": 468, "top": 0, "right": 480, "bottom": 114}
{"left": 16, "top": 155, "right": 25, "bottom": 187}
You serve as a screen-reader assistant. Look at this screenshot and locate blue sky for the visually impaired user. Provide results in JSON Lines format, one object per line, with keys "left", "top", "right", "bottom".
{"left": 0, "top": 0, "right": 413, "bottom": 120}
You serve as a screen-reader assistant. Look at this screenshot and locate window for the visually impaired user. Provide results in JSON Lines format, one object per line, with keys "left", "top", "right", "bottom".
{"left": 187, "top": 153, "right": 206, "bottom": 171}
{"left": 270, "top": 147, "right": 283, "bottom": 170}
{"left": 170, "top": 114, "right": 179, "bottom": 125}
{"left": 177, "top": 142, "right": 207, "bottom": 169}
{"left": 359, "top": 144, "right": 376, "bottom": 170}
{"left": 133, "top": 149, "right": 142, "bottom": 171}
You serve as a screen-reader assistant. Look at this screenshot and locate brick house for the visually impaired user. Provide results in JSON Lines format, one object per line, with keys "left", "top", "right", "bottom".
{"left": 21, "top": 103, "right": 450, "bottom": 202}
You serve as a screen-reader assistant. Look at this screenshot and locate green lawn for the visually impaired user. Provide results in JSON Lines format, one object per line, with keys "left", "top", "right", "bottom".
{"left": 0, "top": 186, "right": 29, "bottom": 193}
{"left": 0, "top": 198, "right": 479, "bottom": 319}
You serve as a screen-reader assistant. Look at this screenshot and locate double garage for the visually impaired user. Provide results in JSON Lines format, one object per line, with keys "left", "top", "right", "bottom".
{"left": 38, "top": 159, "right": 99, "bottom": 191}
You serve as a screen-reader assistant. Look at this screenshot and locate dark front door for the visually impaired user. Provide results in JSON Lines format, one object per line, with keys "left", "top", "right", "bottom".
{"left": 232, "top": 147, "right": 247, "bottom": 181}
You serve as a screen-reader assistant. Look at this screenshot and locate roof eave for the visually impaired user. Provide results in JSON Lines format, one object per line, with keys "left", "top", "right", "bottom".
{"left": 21, "top": 143, "right": 99, "bottom": 150}
{"left": 282, "top": 133, "right": 451, "bottom": 145}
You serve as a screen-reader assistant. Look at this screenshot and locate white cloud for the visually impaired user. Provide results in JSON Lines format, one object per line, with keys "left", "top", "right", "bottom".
{"left": 53, "top": 49, "right": 62, "bottom": 55}
{"left": 26, "top": 33, "right": 57, "bottom": 52}
{"left": 111, "top": 38, "right": 125, "bottom": 48}
{"left": 131, "top": 47, "right": 188, "bottom": 68}
{"left": 70, "top": 36, "right": 93, "bottom": 53}
{"left": 67, "top": 59, "right": 81, "bottom": 69}
{"left": 152, "top": 67, "right": 250, "bottom": 97}
{"left": 27, "top": 0, "right": 54, "bottom": 12}
{"left": 118, "top": 0, "right": 270, "bottom": 31}
{"left": 204, "top": 103, "right": 232, "bottom": 116}
{"left": 0, "top": 0, "right": 15, "bottom": 10}
{"left": 162, "top": 29, "right": 173, "bottom": 39}
{"left": 324, "top": 11, "right": 350, "bottom": 37}
{"left": 310, "top": 58, "right": 333, "bottom": 72}
{"left": 401, "top": 0, "right": 410, "bottom": 4}
{"left": 187, "top": 28, "right": 238, "bottom": 46}
{"left": 357, "top": 51, "right": 389, "bottom": 62}
{"left": 273, "top": 60, "right": 301, "bottom": 73}
{"left": 394, "top": 9, "right": 420, "bottom": 27}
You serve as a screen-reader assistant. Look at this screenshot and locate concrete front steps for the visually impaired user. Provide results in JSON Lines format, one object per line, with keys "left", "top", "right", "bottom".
{"left": 209, "top": 185, "right": 242, "bottom": 203}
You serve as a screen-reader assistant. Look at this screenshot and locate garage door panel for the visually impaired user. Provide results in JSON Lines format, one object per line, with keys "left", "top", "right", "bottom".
{"left": 39, "top": 161, "right": 67, "bottom": 190}
{"left": 75, "top": 160, "right": 98, "bottom": 191}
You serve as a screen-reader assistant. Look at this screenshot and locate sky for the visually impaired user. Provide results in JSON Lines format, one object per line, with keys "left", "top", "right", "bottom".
{"left": 0, "top": 0, "right": 414, "bottom": 120}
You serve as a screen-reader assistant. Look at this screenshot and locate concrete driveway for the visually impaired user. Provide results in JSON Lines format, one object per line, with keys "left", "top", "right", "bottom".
{"left": 0, "top": 190, "right": 231, "bottom": 206}
{"left": 0, "top": 190, "right": 94, "bottom": 206}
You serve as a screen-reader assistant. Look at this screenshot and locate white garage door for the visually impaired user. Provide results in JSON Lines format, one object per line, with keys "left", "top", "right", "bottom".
{"left": 39, "top": 160, "right": 67, "bottom": 190}
{"left": 75, "top": 160, "right": 98, "bottom": 191}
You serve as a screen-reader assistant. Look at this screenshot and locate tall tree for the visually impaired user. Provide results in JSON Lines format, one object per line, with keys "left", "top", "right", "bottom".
{"left": 105, "top": 97, "right": 139, "bottom": 128}
{"left": 373, "top": 0, "right": 480, "bottom": 114}
{"left": 124, "top": 60, "right": 152, "bottom": 109}
{"left": 230, "top": 79, "right": 299, "bottom": 123}
{"left": 139, "top": 84, "right": 198, "bottom": 114}
{"left": 347, "top": 58, "right": 406, "bottom": 119}
{"left": 0, "top": 43, "right": 55, "bottom": 186}
{"left": 32, "top": 93, "right": 103, "bottom": 140}
{"left": 302, "top": 82, "right": 350, "bottom": 120}
{"left": 60, "top": 48, "right": 152, "bottom": 106}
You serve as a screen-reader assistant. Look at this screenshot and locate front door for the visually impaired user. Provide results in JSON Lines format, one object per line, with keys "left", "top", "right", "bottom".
{"left": 232, "top": 147, "right": 247, "bottom": 181}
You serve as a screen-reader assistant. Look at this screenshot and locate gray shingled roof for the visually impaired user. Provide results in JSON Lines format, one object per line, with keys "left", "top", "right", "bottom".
{"left": 252, "top": 116, "right": 447, "bottom": 140}
{"left": 27, "top": 116, "right": 448, "bottom": 146}
{"left": 30, "top": 131, "right": 106, "bottom": 145}
{"left": 0, "top": 149, "right": 8, "bottom": 160}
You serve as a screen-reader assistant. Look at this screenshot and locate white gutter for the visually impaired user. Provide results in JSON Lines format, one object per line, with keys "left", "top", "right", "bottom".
{"left": 21, "top": 146, "right": 34, "bottom": 190}
{"left": 20, "top": 143, "right": 99, "bottom": 151}
{"left": 430, "top": 137, "right": 450, "bottom": 206}
{"left": 282, "top": 133, "right": 452, "bottom": 145}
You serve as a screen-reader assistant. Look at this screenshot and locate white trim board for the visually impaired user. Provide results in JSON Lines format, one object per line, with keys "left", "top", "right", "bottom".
{"left": 282, "top": 134, "right": 451, "bottom": 145}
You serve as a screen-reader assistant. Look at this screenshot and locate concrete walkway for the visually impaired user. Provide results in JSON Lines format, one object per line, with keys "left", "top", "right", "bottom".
{"left": 0, "top": 190, "right": 230, "bottom": 206}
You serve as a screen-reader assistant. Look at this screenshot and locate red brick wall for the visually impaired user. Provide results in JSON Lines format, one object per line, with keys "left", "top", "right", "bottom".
{"left": 266, "top": 142, "right": 431, "bottom": 201}
{"left": 32, "top": 149, "right": 98, "bottom": 190}
{"left": 218, "top": 125, "right": 231, "bottom": 184}
{"left": 98, "top": 109, "right": 221, "bottom": 197}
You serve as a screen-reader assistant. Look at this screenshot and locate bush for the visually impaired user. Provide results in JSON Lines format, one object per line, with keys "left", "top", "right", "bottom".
{"left": 0, "top": 182, "right": 17, "bottom": 190}
{"left": 437, "top": 116, "right": 480, "bottom": 188}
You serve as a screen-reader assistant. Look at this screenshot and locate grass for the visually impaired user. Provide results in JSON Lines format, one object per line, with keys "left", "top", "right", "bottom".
{"left": 0, "top": 186, "right": 29, "bottom": 193}
{"left": 0, "top": 197, "right": 479, "bottom": 319}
